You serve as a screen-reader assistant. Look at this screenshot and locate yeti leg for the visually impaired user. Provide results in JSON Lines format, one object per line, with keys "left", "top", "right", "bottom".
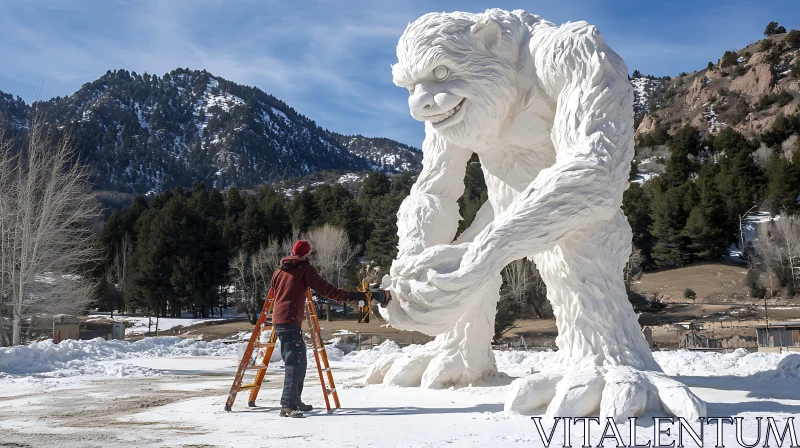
{"left": 506, "top": 211, "right": 705, "bottom": 420}
{"left": 535, "top": 210, "right": 657, "bottom": 370}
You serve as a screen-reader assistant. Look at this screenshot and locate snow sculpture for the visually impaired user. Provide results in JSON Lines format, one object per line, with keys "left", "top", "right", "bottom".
{"left": 366, "top": 9, "right": 707, "bottom": 420}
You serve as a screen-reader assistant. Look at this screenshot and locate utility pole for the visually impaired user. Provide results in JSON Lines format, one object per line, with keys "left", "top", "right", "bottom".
{"left": 765, "top": 294, "right": 770, "bottom": 346}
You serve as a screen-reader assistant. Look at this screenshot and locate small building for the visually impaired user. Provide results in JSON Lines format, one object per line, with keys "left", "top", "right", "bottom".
{"left": 673, "top": 321, "right": 728, "bottom": 350}
{"left": 756, "top": 321, "right": 800, "bottom": 351}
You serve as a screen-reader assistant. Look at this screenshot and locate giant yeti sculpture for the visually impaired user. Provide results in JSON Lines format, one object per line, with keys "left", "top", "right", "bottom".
{"left": 365, "top": 9, "right": 707, "bottom": 420}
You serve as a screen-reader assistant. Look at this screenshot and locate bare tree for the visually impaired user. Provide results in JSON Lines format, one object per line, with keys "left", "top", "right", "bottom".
{"left": 501, "top": 258, "right": 549, "bottom": 319}
{"left": 773, "top": 215, "right": 800, "bottom": 292}
{"left": 0, "top": 124, "right": 17, "bottom": 346}
{"left": 624, "top": 246, "right": 645, "bottom": 292}
{"left": 753, "top": 215, "right": 800, "bottom": 295}
{"left": 503, "top": 259, "right": 531, "bottom": 306}
{"left": 107, "top": 233, "right": 133, "bottom": 317}
{"left": 303, "top": 224, "right": 360, "bottom": 288}
{"left": 0, "top": 115, "right": 102, "bottom": 345}
{"left": 229, "top": 250, "right": 259, "bottom": 323}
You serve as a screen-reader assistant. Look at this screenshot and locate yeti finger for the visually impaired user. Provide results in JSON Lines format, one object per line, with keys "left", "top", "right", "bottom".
{"left": 648, "top": 373, "right": 707, "bottom": 421}
{"left": 383, "top": 352, "right": 437, "bottom": 387}
{"left": 545, "top": 369, "right": 604, "bottom": 418}
{"left": 600, "top": 367, "right": 652, "bottom": 420}
{"left": 504, "top": 372, "right": 562, "bottom": 413}
{"left": 364, "top": 354, "right": 401, "bottom": 384}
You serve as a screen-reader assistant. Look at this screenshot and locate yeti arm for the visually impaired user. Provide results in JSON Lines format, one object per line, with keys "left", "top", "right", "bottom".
{"left": 446, "top": 23, "right": 635, "bottom": 279}
{"left": 393, "top": 129, "right": 472, "bottom": 263}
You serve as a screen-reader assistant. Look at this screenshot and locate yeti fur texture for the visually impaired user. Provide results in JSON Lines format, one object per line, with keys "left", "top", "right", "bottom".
{"left": 365, "top": 9, "right": 706, "bottom": 421}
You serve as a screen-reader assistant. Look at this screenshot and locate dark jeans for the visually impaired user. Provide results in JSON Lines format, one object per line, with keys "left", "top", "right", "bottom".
{"left": 275, "top": 323, "right": 306, "bottom": 408}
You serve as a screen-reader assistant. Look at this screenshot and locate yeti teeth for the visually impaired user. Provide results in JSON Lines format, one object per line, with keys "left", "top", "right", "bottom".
{"left": 429, "top": 102, "right": 463, "bottom": 124}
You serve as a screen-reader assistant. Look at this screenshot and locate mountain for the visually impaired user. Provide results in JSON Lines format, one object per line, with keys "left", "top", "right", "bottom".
{"left": 633, "top": 31, "right": 800, "bottom": 140}
{"left": 0, "top": 68, "right": 420, "bottom": 194}
{"left": 332, "top": 134, "right": 420, "bottom": 172}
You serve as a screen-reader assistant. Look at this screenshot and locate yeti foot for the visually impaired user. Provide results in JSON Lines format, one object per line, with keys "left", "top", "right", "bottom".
{"left": 504, "top": 366, "right": 706, "bottom": 421}
{"left": 363, "top": 347, "right": 494, "bottom": 389}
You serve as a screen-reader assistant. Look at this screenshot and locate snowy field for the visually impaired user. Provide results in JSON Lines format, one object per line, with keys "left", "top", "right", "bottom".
{"left": 1, "top": 338, "right": 800, "bottom": 447}
{"left": 86, "top": 310, "right": 244, "bottom": 335}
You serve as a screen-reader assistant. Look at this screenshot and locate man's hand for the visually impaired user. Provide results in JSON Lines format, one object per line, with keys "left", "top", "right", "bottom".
{"left": 368, "top": 284, "right": 392, "bottom": 307}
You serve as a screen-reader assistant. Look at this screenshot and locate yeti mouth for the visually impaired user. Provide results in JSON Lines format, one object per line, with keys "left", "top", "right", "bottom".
{"left": 425, "top": 98, "right": 466, "bottom": 127}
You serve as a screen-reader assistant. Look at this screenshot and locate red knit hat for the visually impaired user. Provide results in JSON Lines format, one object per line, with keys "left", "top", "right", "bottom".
{"left": 292, "top": 240, "right": 312, "bottom": 257}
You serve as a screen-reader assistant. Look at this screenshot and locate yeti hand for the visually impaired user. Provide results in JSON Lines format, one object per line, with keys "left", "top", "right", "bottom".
{"left": 426, "top": 242, "right": 489, "bottom": 292}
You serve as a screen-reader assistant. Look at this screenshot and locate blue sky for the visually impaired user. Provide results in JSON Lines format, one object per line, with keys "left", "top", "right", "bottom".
{"left": 1, "top": 1, "right": 797, "bottom": 147}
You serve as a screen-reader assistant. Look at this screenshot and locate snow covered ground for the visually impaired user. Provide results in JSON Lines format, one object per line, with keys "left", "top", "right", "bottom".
{"left": 87, "top": 310, "right": 244, "bottom": 335}
{"left": 1, "top": 339, "right": 800, "bottom": 447}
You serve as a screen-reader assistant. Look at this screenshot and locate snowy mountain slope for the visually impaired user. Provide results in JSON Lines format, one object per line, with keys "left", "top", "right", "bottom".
{"left": 0, "top": 69, "right": 420, "bottom": 194}
{"left": 334, "top": 134, "right": 421, "bottom": 172}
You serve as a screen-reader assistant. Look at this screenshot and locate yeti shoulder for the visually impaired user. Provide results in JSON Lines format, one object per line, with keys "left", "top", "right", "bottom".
{"left": 528, "top": 21, "right": 611, "bottom": 95}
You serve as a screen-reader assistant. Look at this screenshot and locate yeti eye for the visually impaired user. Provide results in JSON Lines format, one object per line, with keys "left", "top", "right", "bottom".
{"left": 433, "top": 65, "right": 449, "bottom": 80}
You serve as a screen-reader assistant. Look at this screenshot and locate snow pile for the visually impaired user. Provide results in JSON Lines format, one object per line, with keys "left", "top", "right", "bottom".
{"left": 331, "top": 340, "right": 410, "bottom": 365}
{"left": 655, "top": 349, "right": 799, "bottom": 380}
{"left": 0, "top": 337, "right": 236, "bottom": 377}
{"left": 494, "top": 349, "right": 556, "bottom": 373}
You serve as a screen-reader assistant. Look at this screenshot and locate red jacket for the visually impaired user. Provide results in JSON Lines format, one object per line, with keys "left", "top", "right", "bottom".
{"left": 270, "top": 256, "right": 355, "bottom": 326}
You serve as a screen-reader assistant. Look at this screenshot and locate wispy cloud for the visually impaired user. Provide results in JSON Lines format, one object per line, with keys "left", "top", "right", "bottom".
{"left": 1, "top": 0, "right": 798, "bottom": 146}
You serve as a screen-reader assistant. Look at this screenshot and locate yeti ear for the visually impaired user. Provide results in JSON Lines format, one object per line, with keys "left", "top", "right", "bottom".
{"left": 470, "top": 17, "right": 501, "bottom": 52}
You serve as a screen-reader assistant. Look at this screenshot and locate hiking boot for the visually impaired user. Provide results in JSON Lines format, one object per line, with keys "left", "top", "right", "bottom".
{"left": 298, "top": 402, "right": 313, "bottom": 412}
{"left": 280, "top": 407, "right": 304, "bottom": 418}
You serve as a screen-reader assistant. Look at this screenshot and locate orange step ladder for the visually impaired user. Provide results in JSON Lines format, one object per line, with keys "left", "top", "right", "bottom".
{"left": 224, "top": 288, "right": 341, "bottom": 412}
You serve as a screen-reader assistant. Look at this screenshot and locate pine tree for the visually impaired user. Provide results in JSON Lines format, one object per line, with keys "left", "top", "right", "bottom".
{"left": 458, "top": 154, "right": 488, "bottom": 235}
{"left": 663, "top": 125, "right": 701, "bottom": 187}
{"left": 622, "top": 182, "right": 655, "bottom": 260}
{"left": 223, "top": 187, "right": 246, "bottom": 252}
{"left": 764, "top": 21, "right": 786, "bottom": 36}
{"left": 765, "top": 153, "right": 800, "bottom": 213}
{"left": 682, "top": 173, "right": 731, "bottom": 260}
{"left": 289, "top": 189, "right": 321, "bottom": 233}
{"left": 360, "top": 171, "right": 391, "bottom": 199}
{"left": 787, "top": 30, "right": 800, "bottom": 49}
{"left": 240, "top": 196, "right": 268, "bottom": 254}
{"left": 650, "top": 183, "right": 693, "bottom": 266}
{"left": 713, "top": 128, "right": 764, "bottom": 217}
{"left": 364, "top": 195, "right": 401, "bottom": 269}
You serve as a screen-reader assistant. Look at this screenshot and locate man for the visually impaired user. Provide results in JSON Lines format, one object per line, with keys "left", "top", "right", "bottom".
{"left": 271, "top": 240, "right": 385, "bottom": 418}
{"left": 357, "top": 299, "right": 367, "bottom": 323}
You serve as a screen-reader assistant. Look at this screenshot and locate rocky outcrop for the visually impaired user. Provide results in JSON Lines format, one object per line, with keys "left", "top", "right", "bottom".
{"left": 685, "top": 76, "right": 716, "bottom": 110}
{"left": 635, "top": 114, "right": 657, "bottom": 137}
{"left": 729, "top": 64, "right": 775, "bottom": 97}
{"left": 734, "top": 114, "right": 777, "bottom": 136}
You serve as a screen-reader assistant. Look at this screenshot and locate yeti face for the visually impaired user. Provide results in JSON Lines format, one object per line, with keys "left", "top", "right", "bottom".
{"left": 392, "top": 12, "right": 520, "bottom": 148}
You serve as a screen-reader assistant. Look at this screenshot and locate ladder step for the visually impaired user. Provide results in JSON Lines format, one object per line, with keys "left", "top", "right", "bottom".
{"left": 316, "top": 347, "right": 325, "bottom": 352}
{"left": 245, "top": 365, "right": 269, "bottom": 370}
{"left": 239, "top": 383, "right": 259, "bottom": 390}
{"left": 252, "top": 342, "right": 275, "bottom": 348}
{"left": 321, "top": 368, "right": 330, "bottom": 372}
{"left": 327, "top": 388, "right": 336, "bottom": 395}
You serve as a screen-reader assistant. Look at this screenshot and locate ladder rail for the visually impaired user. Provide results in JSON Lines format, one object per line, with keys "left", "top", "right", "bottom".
{"left": 225, "top": 290, "right": 275, "bottom": 411}
{"left": 306, "top": 292, "right": 341, "bottom": 408}
{"left": 304, "top": 291, "right": 332, "bottom": 411}
{"left": 247, "top": 329, "right": 278, "bottom": 404}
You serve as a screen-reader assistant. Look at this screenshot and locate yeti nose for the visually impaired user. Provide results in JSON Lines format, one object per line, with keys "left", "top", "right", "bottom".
{"left": 409, "top": 90, "right": 435, "bottom": 113}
